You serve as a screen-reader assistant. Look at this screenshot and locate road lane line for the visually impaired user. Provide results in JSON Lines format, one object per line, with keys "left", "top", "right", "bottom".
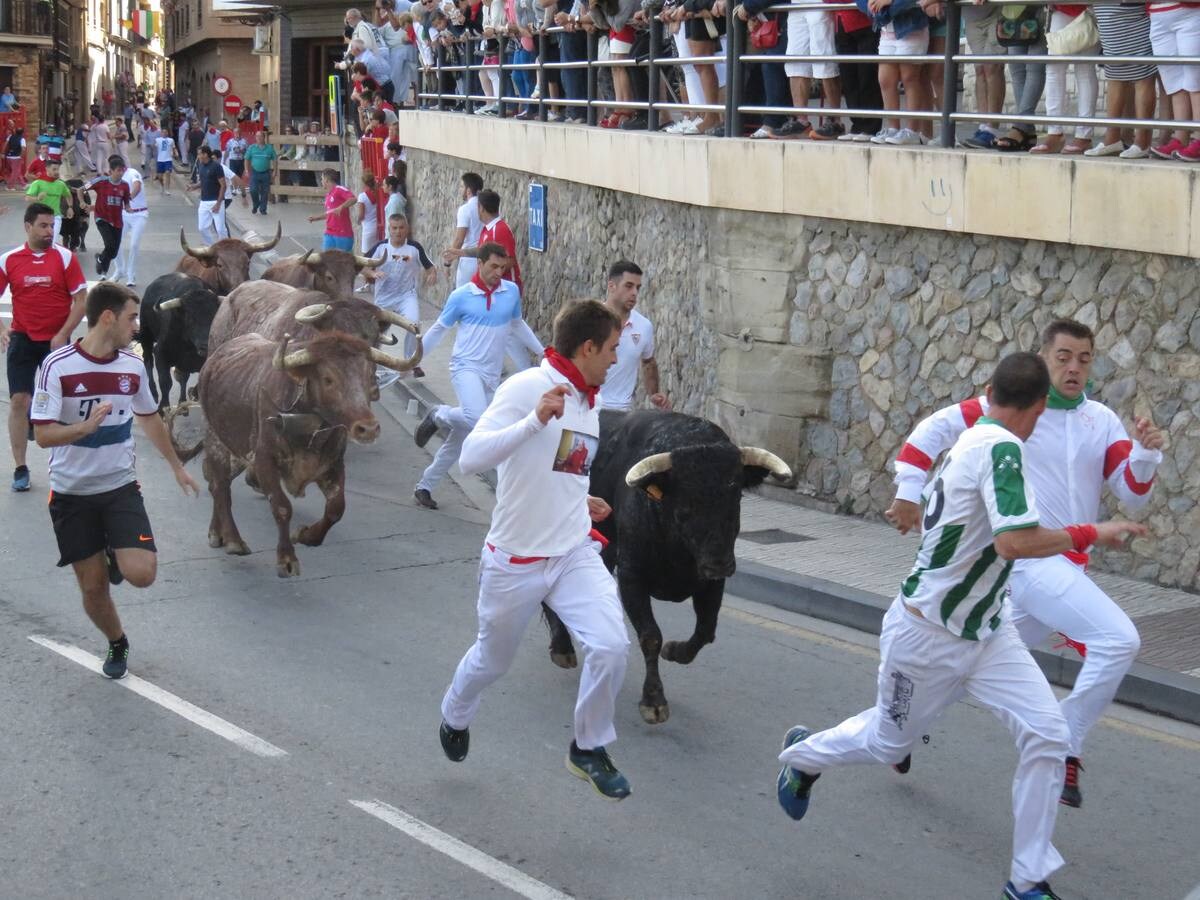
{"left": 29, "top": 635, "right": 288, "bottom": 758}
{"left": 349, "top": 799, "right": 573, "bottom": 900}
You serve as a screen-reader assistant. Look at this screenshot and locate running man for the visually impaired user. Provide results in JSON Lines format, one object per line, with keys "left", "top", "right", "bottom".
{"left": 596, "top": 260, "right": 670, "bottom": 411}
{"left": 114, "top": 155, "right": 148, "bottom": 287}
{"left": 32, "top": 283, "right": 199, "bottom": 678}
{"left": 411, "top": 243, "right": 543, "bottom": 510}
{"left": 366, "top": 212, "right": 435, "bottom": 385}
{"left": 775, "top": 351, "right": 1148, "bottom": 900}
{"left": 446, "top": 171, "right": 483, "bottom": 288}
{"left": 23, "top": 158, "right": 73, "bottom": 247}
{"left": 84, "top": 157, "right": 132, "bottom": 281}
{"left": 886, "top": 319, "right": 1164, "bottom": 806}
{"left": 154, "top": 127, "right": 177, "bottom": 195}
{"left": 438, "top": 299, "right": 632, "bottom": 799}
{"left": 0, "top": 203, "right": 88, "bottom": 492}
{"left": 186, "top": 146, "right": 227, "bottom": 244}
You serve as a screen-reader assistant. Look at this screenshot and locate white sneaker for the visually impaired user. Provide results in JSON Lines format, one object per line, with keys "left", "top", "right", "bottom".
{"left": 870, "top": 128, "right": 899, "bottom": 144}
{"left": 1084, "top": 140, "right": 1125, "bottom": 157}
{"left": 750, "top": 126, "right": 774, "bottom": 139}
{"left": 886, "top": 128, "right": 926, "bottom": 146}
{"left": 1118, "top": 144, "right": 1149, "bottom": 159}
{"left": 125, "top": 280, "right": 135, "bottom": 287}
{"left": 676, "top": 118, "right": 701, "bottom": 135}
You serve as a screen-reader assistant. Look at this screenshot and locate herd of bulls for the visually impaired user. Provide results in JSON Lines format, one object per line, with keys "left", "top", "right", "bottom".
{"left": 139, "top": 230, "right": 793, "bottom": 721}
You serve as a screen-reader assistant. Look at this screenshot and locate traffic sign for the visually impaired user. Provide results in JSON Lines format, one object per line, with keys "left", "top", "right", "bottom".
{"left": 213, "top": 74, "right": 231, "bottom": 96}
{"left": 224, "top": 95, "right": 242, "bottom": 117}
{"left": 528, "top": 182, "right": 546, "bottom": 252}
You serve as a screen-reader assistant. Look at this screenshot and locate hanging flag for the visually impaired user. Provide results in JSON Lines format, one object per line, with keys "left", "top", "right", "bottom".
{"left": 133, "top": 10, "right": 161, "bottom": 38}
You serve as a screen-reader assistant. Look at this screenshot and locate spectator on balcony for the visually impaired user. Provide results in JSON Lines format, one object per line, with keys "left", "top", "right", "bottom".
{"left": 959, "top": 0, "right": 1006, "bottom": 149}
{"left": 381, "top": 7, "right": 421, "bottom": 107}
{"left": 345, "top": 7, "right": 389, "bottom": 59}
{"left": 1086, "top": 5, "right": 1156, "bottom": 159}
{"left": 0, "top": 87, "right": 16, "bottom": 113}
{"left": 251, "top": 100, "right": 269, "bottom": 129}
{"left": 916, "top": 0, "right": 944, "bottom": 142}
{"left": 779, "top": 0, "right": 843, "bottom": 139}
{"left": 345, "top": 38, "right": 397, "bottom": 104}
{"left": 833, "top": 0, "right": 882, "bottom": 141}
{"left": 308, "top": 169, "right": 358, "bottom": 252}
{"left": 681, "top": 0, "right": 727, "bottom": 135}
{"left": 1029, "top": 4, "right": 1097, "bottom": 154}
{"left": 1149, "top": 1, "right": 1200, "bottom": 160}
{"left": 860, "top": 0, "right": 930, "bottom": 145}
{"left": 506, "top": 0, "right": 542, "bottom": 120}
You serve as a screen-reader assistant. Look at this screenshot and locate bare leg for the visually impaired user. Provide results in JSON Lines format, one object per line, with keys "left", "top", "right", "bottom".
{"left": 8, "top": 392, "right": 29, "bottom": 469}
{"left": 878, "top": 63, "right": 901, "bottom": 131}
{"left": 72, "top": 552, "right": 124, "bottom": 641}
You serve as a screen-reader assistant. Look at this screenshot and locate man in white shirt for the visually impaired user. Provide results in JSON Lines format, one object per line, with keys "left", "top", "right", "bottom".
{"left": 112, "top": 162, "right": 148, "bottom": 287}
{"left": 448, "top": 171, "right": 483, "bottom": 288}
{"left": 438, "top": 299, "right": 633, "bottom": 800}
{"left": 596, "top": 260, "right": 670, "bottom": 411}
{"left": 367, "top": 212, "right": 435, "bottom": 381}
{"left": 154, "top": 131, "right": 177, "bottom": 195}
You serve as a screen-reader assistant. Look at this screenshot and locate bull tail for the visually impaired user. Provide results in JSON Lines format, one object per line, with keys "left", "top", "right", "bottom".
{"left": 174, "top": 437, "right": 205, "bottom": 466}
{"left": 163, "top": 402, "right": 206, "bottom": 464}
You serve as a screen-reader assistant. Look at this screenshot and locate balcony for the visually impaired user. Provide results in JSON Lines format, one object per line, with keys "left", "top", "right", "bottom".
{"left": 0, "top": 0, "right": 53, "bottom": 38}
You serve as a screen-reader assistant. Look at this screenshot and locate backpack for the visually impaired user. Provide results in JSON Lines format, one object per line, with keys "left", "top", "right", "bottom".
{"left": 996, "top": 5, "right": 1043, "bottom": 46}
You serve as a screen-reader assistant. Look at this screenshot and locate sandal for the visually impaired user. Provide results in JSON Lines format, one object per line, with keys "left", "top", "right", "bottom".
{"left": 995, "top": 129, "right": 1037, "bottom": 152}
{"left": 1029, "top": 134, "right": 1065, "bottom": 155}
{"left": 1062, "top": 140, "right": 1092, "bottom": 155}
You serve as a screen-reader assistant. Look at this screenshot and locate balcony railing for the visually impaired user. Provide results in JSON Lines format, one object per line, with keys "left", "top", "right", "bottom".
{"left": 0, "top": 0, "right": 53, "bottom": 38}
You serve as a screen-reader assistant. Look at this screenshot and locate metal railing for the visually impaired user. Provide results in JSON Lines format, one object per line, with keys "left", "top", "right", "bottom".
{"left": 410, "top": 0, "right": 1200, "bottom": 146}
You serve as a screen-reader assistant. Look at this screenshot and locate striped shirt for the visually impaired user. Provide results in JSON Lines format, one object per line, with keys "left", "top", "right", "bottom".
{"left": 31, "top": 342, "right": 158, "bottom": 495}
{"left": 898, "top": 419, "right": 1040, "bottom": 641}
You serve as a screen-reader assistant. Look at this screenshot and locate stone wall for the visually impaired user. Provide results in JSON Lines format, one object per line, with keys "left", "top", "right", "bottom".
{"left": 406, "top": 149, "right": 1200, "bottom": 592}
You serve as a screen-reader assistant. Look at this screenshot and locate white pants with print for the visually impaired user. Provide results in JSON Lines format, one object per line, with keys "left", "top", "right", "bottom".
{"left": 416, "top": 368, "right": 493, "bottom": 494}
{"left": 114, "top": 210, "right": 148, "bottom": 284}
{"left": 442, "top": 538, "right": 630, "bottom": 750}
{"left": 197, "top": 201, "right": 227, "bottom": 245}
{"left": 779, "top": 598, "right": 1069, "bottom": 888}
{"left": 1009, "top": 555, "right": 1140, "bottom": 758}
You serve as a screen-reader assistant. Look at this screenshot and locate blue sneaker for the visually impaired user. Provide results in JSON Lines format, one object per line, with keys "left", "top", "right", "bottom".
{"left": 961, "top": 128, "right": 997, "bottom": 150}
{"left": 1003, "top": 881, "right": 1062, "bottom": 899}
{"left": 566, "top": 742, "right": 631, "bottom": 801}
{"left": 777, "top": 725, "right": 820, "bottom": 820}
{"left": 11, "top": 465, "right": 29, "bottom": 492}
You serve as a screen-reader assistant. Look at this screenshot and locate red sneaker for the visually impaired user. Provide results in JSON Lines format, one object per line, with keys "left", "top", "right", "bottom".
{"left": 1151, "top": 138, "right": 1186, "bottom": 160}
{"left": 1060, "top": 756, "right": 1083, "bottom": 808}
{"left": 1175, "top": 139, "right": 1200, "bottom": 161}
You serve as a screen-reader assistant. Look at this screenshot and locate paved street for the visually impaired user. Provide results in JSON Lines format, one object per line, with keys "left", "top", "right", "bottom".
{"left": 1, "top": 193, "right": 1199, "bottom": 899}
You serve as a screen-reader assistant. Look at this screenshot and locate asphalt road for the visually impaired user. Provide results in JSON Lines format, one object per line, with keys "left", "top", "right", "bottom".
{"left": 0, "top": 192, "right": 1198, "bottom": 900}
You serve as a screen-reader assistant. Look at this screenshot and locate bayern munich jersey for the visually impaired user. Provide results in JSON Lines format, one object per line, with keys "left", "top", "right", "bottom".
{"left": 31, "top": 343, "right": 158, "bottom": 495}
{"left": 899, "top": 419, "right": 1040, "bottom": 641}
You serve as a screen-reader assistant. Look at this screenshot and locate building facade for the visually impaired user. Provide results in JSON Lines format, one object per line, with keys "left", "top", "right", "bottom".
{"left": 261, "top": 1, "right": 347, "bottom": 131}
{"left": 0, "top": 0, "right": 90, "bottom": 132}
{"left": 163, "top": 0, "right": 260, "bottom": 123}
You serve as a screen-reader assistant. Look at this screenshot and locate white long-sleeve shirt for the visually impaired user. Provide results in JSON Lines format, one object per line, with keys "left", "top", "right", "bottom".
{"left": 460, "top": 360, "right": 599, "bottom": 557}
{"left": 893, "top": 393, "right": 1161, "bottom": 564}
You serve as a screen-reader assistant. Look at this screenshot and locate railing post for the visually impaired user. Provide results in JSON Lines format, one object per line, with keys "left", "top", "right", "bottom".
{"left": 497, "top": 35, "right": 508, "bottom": 117}
{"left": 466, "top": 39, "right": 477, "bottom": 115}
{"left": 648, "top": 16, "right": 661, "bottom": 132}
{"left": 586, "top": 29, "right": 599, "bottom": 127}
{"left": 538, "top": 29, "right": 549, "bottom": 122}
{"left": 725, "top": 2, "right": 741, "bottom": 137}
{"left": 940, "top": 0, "right": 961, "bottom": 148}
{"left": 436, "top": 43, "right": 444, "bottom": 111}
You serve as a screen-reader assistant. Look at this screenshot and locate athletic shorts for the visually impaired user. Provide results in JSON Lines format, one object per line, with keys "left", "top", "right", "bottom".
{"left": 323, "top": 234, "right": 355, "bottom": 251}
{"left": 7, "top": 331, "right": 52, "bottom": 397}
{"left": 48, "top": 481, "right": 157, "bottom": 567}
{"left": 156, "top": 160, "right": 173, "bottom": 174}
{"left": 229, "top": 159, "right": 245, "bottom": 177}
{"left": 610, "top": 25, "right": 636, "bottom": 54}
{"left": 963, "top": 7, "right": 1001, "bottom": 56}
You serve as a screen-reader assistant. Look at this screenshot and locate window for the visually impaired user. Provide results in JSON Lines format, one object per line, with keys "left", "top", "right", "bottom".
{"left": 197, "top": 0, "right": 202, "bottom": 27}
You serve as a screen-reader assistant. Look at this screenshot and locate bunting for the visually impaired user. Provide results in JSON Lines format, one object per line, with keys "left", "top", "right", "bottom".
{"left": 132, "top": 9, "right": 161, "bottom": 38}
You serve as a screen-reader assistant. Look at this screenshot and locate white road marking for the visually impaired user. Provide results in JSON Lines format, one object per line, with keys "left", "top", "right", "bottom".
{"left": 29, "top": 635, "right": 288, "bottom": 758}
{"left": 349, "top": 799, "right": 573, "bottom": 900}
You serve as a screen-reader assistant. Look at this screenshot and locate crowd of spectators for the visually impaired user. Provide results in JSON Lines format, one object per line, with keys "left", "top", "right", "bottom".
{"left": 344, "top": 0, "right": 1200, "bottom": 159}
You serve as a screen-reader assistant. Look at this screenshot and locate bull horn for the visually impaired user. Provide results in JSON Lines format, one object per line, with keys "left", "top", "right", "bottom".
{"left": 740, "top": 447, "right": 792, "bottom": 481}
{"left": 271, "top": 333, "right": 315, "bottom": 371}
{"left": 355, "top": 252, "right": 386, "bottom": 270}
{"left": 245, "top": 221, "right": 283, "bottom": 254}
{"left": 295, "top": 303, "right": 333, "bottom": 325}
{"left": 369, "top": 341, "right": 423, "bottom": 373}
{"left": 375, "top": 308, "right": 420, "bottom": 335}
{"left": 379, "top": 332, "right": 398, "bottom": 346}
{"left": 272, "top": 333, "right": 292, "bottom": 370}
{"left": 625, "top": 452, "right": 673, "bottom": 487}
{"left": 179, "top": 227, "right": 214, "bottom": 259}
{"left": 299, "top": 249, "right": 318, "bottom": 267}
{"left": 156, "top": 297, "right": 184, "bottom": 311}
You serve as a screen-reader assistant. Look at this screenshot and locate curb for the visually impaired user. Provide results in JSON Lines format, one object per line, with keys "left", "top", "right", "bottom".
{"left": 728, "top": 559, "right": 1200, "bottom": 727}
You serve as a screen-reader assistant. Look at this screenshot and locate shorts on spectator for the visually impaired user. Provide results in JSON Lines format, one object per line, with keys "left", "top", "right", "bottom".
{"left": 156, "top": 161, "right": 173, "bottom": 174}
{"left": 323, "top": 234, "right": 355, "bottom": 252}
{"left": 785, "top": 9, "right": 839, "bottom": 78}
{"left": 1150, "top": 7, "right": 1200, "bottom": 94}
{"left": 7, "top": 331, "right": 52, "bottom": 397}
{"left": 48, "top": 481, "right": 157, "bottom": 568}
{"left": 879, "top": 25, "right": 929, "bottom": 56}
{"left": 963, "top": 7, "right": 1001, "bottom": 56}
{"left": 685, "top": 16, "right": 726, "bottom": 41}
{"left": 609, "top": 25, "right": 636, "bottom": 54}
{"left": 928, "top": 15, "right": 948, "bottom": 38}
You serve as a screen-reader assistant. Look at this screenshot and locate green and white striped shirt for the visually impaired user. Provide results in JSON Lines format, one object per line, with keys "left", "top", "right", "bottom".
{"left": 898, "top": 418, "right": 1040, "bottom": 640}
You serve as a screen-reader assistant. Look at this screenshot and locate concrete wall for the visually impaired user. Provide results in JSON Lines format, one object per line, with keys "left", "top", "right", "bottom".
{"left": 401, "top": 117, "right": 1200, "bottom": 592}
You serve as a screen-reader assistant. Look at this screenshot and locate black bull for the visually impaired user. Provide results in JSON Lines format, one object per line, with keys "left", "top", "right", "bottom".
{"left": 543, "top": 410, "right": 792, "bottom": 724}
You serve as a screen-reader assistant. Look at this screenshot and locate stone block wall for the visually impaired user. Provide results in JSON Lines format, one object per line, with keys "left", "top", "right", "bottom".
{"left": 406, "top": 148, "right": 1200, "bottom": 592}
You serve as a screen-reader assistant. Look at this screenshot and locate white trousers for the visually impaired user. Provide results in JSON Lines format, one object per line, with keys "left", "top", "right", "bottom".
{"left": 455, "top": 255, "right": 478, "bottom": 288}
{"left": 379, "top": 293, "right": 421, "bottom": 360}
{"left": 361, "top": 220, "right": 378, "bottom": 255}
{"left": 1009, "top": 555, "right": 1140, "bottom": 757}
{"left": 114, "top": 211, "right": 148, "bottom": 284}
{"left": 52, "top": 215, "right": 62, "bottom": 246}
{"left": 441, "top": 538, "right": 630, "bottom": 750}
{"left": 416, "top": 368, "right": 493, "bottom": 493}
{"left": 785, "top": 9, "right": 839, "bottom": 79}
{"left": 779, "top": 599, "right": 1069, "bottom": 888}
{"left": 1045, "top": 11, "right": 1099, "bottom": 138}
{"left": 197, "top": 202, "right": 227, "bottom": 245}
{"left": 673, "top": 31, "right": 728, "bottom": 113}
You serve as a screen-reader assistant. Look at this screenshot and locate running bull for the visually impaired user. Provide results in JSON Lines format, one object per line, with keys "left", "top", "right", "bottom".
{"left": 544, "top": 410, "right": 792, "bottom": 724}
{"left": 262, "top": 248, "right": 384, "bottom": 299}
{"left": 139, "top": 273, "right": 223, "bottom": 409}
{"left": 176, "top": 223, "right": 282, "bottom": 292}
{"left": 191, "top": 323, "right": 422, "bottom": 577}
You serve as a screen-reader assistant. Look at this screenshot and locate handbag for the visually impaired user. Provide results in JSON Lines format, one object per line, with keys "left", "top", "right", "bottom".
{"left": 1046, "top": 8, "right": 1099, "bottom": 55}
{"left": 995, "top": 5, "right": 1043, "bottom": 47}
{"left": 749, "top": 13, "right": 780, "bottom": 49}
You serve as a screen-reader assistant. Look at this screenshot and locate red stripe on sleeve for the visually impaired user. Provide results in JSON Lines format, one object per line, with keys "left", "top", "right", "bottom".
{"left": 896, "top": 443, "right": 933, "bottom": 471}
{"left": 1103, "top": 440, "right": 1132, "bottom": 479}
{"left": 959, "top": 398, "right": 984, "bottom": 427}
{"left": 1124, "top": 464, "right": 1153, "bottom": 496}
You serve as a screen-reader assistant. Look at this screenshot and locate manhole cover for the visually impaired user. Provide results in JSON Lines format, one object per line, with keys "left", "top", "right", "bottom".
{"left": 740, "top": 529, "right": 814, "bottom": 545}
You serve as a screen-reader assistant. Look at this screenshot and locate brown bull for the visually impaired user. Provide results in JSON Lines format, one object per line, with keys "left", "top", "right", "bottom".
{"left": 207, "top": 281, "right": 420, "bottom": 356}
{"left": 198, "top": 329, "right": 419, "bottom": 577}
{"left": 262, "top": 248, "right": 384, "bottom": 299}
{"left": 176, "top": 222, "right": 282, "bottom": 292}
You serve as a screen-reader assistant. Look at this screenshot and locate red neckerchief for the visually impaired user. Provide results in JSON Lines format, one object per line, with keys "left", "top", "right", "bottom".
{"left": 544, "top": 347, "right": 599, "bottom": 408}
{"left": 471, "top": 271, "right": 498, "bottom": 309}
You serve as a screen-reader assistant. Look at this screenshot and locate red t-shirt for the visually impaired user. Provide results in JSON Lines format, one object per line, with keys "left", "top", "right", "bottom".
{"left": 366, "top": 123, "right": 390, "bottom": 141}
{"left": 87, "top": 177, "right": 132, "bottom": 228}
{"left": 27, "top": 158, "right": 47, "bottom": 181}
{"left": 0, "top": 243, "right": 87, "bottom": 340}
{"left": 480, "top": 217, "right": 522, "bottom": 293}
{"left": 324, "top": 184, "right": 356, "bottom": 238}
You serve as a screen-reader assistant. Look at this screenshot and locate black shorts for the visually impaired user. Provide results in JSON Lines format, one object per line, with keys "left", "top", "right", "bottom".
{"left": 685, "top": 16, "right": 726, "bottom": 41}
{"left": 48, "top": 481, "right": 157, "bottom": 567}
{"left": 7, "top": 332, "right": 52, "bottom": 397}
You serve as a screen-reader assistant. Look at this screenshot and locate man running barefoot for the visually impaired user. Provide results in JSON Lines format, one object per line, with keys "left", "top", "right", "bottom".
{"left": 775, "top": 352, "right": 1148, "bottom": 900}
{"left": 32, "top": 284, "right": 199, "bottom": 678}
{"left": 438, "top": 299, "right": 633, "bottom": 799}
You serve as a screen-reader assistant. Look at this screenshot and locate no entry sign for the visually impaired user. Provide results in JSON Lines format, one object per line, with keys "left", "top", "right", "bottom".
{"left": 224, "top": 94, "right": 242, "bottom": 117}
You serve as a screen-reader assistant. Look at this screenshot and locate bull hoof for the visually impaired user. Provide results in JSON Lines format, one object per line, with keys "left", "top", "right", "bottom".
{"left": 293, "top": 525, "right": 324, "bottom": 547}
{"left": 277, "top": 556, "right": 301, "bottom": 577}
{"left": 549, "top": 650, "right": 578, "bottom": 669}
{"left": 224, "top": 540, "right": 251, "bottom": 556}
{"left": 661, "top": 641, "right": 697, "bottom": 664}
{"left": 208, "top": 531, "right": 223, "bottom": 549}
{"left": 638, "top": 701, "right": 670, "bottom": 725}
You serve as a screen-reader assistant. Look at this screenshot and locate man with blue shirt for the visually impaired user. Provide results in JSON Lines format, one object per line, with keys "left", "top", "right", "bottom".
{"left": 411, "top": 243, "right": 544, "bottom": 510}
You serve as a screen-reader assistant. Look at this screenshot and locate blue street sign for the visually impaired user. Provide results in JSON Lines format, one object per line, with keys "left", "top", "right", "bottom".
{"left": 528, "top": 182, "right": 546, "bottom": 253}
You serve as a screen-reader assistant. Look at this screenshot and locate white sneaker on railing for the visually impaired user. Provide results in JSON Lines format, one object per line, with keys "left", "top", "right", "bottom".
{"left": 870, "top": 127, "right": 898, "bottom": 144}
{"left": 1118, "top": 144, "right": 1149, "bottom": 159}
{"left": 886, "top": 128, "right": 926, "bottom": 146}
{"left": 1083, "top": 140, "right": 1124, "bottom": 157}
